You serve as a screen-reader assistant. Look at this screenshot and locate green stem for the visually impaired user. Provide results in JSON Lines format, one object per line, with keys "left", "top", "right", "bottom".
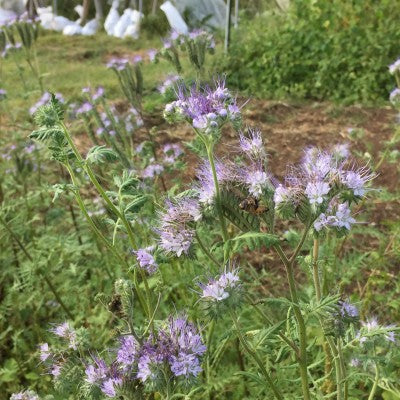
{"left": 367, "top": 364, "right": 379, "bottom": 400}
{"left": 205, "top": 142, "right": 228, "bottom": 242}
{"left": 312, "top": 238, "right": 341, "bottom": 398}
{"left": 0, "top": 216, "right": 73, "bottom": 320}
{"left": 65, "top": 163, "right": 126, "bottom": 270}
{"left": 195, "top": 230, "right": 220, "bottom": 268}
{"left": 312, "top": 238, "right": 322, "bottom": 301}
{"left": 230, "top": 310, "right": 283, "bottom": 400}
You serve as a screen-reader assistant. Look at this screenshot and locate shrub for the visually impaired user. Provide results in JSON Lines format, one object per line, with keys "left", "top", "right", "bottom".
{"left": 221, "top": 0, "right": 400, "bottom": 103}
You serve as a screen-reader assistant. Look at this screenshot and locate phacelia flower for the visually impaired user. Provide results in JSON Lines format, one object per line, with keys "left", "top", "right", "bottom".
{"left": 164, "top": 79, "right": 240, "bottom": 132}
{"left": 200, "top": 269, "right": 240, "bottom": 302}
{"left": 238, "top": 128, "right": 265, "bottom": 159}
{"left": 389, "top": 87, "right": 400, "bottom": 105}
{"left": 341, "top": 167, "right": 374, "bottom": 197}
{"left": 117, "top": 335, "right": 139, "bottom": 367}
{"left": 158, "top": 75, "right": 181, "bottom": 94}
{"left": 39, "top": 343, "right": 51, "bottom": 362}
{"left": 10, "top": 390, "right": 40, "bottom": 400}
{"left": 305, "top": 181, "right": 330, "bottom": 204}
{"left": 389, "top": 58, "right": 400, "bottom": 75}
{"left": 142, "top": 163, "right": 164, "bottom": 179}
{"left": 241, "top": 165, "right": 271, "bottom": 199}
{"left": 133, "top": 247, "right": 158, "bottom": 274}
{"left": 51, "top": 322, "right": 77, "bottom": 349}
{"left": 163, "top": 143, "right": 183, "bottom": 164}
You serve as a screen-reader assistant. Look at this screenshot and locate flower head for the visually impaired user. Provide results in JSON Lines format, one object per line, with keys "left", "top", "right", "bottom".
{"left": 200, "top": 268, "right": 240, "bottom": 303}
{"left": 10, "top": 390, "right": 40, "bottom": 400}
{"left": 133, "top": 247, "right": 158, "bottom": 274}
{"left": 239, "top": 128, "right": 265, "bottom": 159}
{"left": 51, "top": 322, "right": 77, "bottom": 349}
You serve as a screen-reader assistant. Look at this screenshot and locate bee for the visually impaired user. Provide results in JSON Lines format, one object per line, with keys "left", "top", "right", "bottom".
{"left": 239, "top": 196, "right": 268, "bottom": 215}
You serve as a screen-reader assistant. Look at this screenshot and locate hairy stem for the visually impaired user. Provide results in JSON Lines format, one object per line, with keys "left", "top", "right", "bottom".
{"left": 230, "top": 310, "right": 283, "bottom": 400}
{"left": 205, "top": 143, "right": 228, "bottom": 242}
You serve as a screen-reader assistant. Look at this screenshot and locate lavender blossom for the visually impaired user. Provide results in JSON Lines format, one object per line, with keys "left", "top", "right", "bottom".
{"left": 10, "top": 390, "right": 40, "bottom": 400}
{"left": 196, "top": 159, "right": 233, "bottom": 206}
{"left": 338, "top": 300, "right": 359, "bottom": 319}
{"left": 200, "top": 269, "right": 240, "bottom": 302}
{"left": 101, "top": 377, "right": 122, "bottom": 397}
{"left": 389, "top": 58, "right": 400, "bottom": 75}
{"left": 241, "top": 164, "right": 271, "bottom": 198}
{"left": 238, "top": 128, "right": 265, "bottom": 159}
{"left": 76, "top": 102, "right": 93, "bottom": 116}
{"left": 51, "top": 322, "right": 77, "bottom": 349}
{"left": 163, "top": 143, "right": 183, "bottom": 164}
{"left": 133, "top": 247, "right": 158, "bottom": 274}
{"left": 158, "top": 75, "right": 181, "bottom": 94}
{"left": 85, "top": 358, "right": 108, "bottom": 384}
{"left": 142, "top": 164, "right": 164, "bottom": 179}
{"left": 341, "top": 168, "right": 374, "bottom": 197}
{"left": 39, "top": 343, "right": 51, "bottom": 362}
{"left": 0, "top": 88, "right": 6, "bottom": 100}
{"left": 305, "top": 181, "right": 330, "bottom": 204}
{"left": 147, "top": 49, "right": 157, "bottom": 62}
{"left": 117, "top": 335, "right": 139, "bottom": 367}
{"left": 164, "top": 79, "right": 240, "bottom": 132}
{"left": 389, "top": 87, "right": 400, "bottom": 105}
{"left": 106, "top": 57, "right": 129, "bottom": 70}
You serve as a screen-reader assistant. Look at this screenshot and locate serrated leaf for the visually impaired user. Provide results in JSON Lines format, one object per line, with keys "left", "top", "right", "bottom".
{"left": 225, "top": 232, "right": 280, "bottom": 255}
{"left": 86, "top": 145, "right": 118, "bottom": 164}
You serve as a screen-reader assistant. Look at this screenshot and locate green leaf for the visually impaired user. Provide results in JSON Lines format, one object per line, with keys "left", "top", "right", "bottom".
{"left": 225, "top": 232, "right": 280, "bottom": 255}
{"left": 86, "top": 145, "right": 118, "bottom": 164}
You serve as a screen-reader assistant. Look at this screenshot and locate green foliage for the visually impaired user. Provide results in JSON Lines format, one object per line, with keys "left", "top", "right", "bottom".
{"left": 222, "top": 0, "right": 400, "bottom": 103}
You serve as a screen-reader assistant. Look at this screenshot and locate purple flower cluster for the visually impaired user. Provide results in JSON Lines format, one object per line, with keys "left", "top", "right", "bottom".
{"left": 84, "top": 316, "right": 205, "bottom": 397}
{"left": 196, "top": 159, "right": 233, "bottom": 206}
{"left": 158, "top": 75, "right": 181, "bottom": 94}
{"left": 106, "top": 57, "right": 130, "bottom": 70}
{"left": 30, "top": 92, "right": 65, "bottom": 115}
{"left": 164, "top": 79, "right": 240, "bottom": 132}
{"left": 273, "top": 145, "right": 374, "bottom": 233}
{"left": 82, "top": 86, "right": 105, "bottom": 103}
{"left": 133, "top": 246, "right": 158, "bottom": 274}
{"left": 10, "top": 390, "right": 40, "bottom": 400}
{"left": 390, "top": 87, "right": 400, "bottom": 105}
{"left": 389, "top": 58, "right": 400, "bottom": 75}
{"left": 314, "top": 202, "right": 356, "bottom": 231}
{"left": 50, "top": 322, "right": 77, "bottom": 350}
{"left": 158, "top": 197, "right": 201, "bottom": 257}
{"left": 338, "top": 300, "right": 359, "bottom": 319}
{"left": 0, "top": 88, "right": 6, "bottom": 100}
{"left": 137, "top": 316, "right": 206, "bottom": 382}
{"left": 200, "top": 269, "right": 240, "bottom": 302}
{"left": 357, "top": 317, "right": 397, "bottom": 345}
{"left": 161, "top": 29, "right": 215, "bottom": 50}
{"left": 239, "top": 128, "right": 265, "bottom": 160}
{"left": 142, "top": 163, "right": 164, "bottom": 179}
{"left": 38, "top": 340, "right": 63, "bottom": 378}
{"left": 1, "top": 42, "right": 22, "bottom": 58}
{"left": 163, "top": 143, "right": 183, "bottom": 164}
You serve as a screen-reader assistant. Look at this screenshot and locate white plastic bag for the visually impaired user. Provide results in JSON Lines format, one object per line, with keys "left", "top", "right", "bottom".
{"left": 160, "top": 1, "right": 188, "bottom": 34}
{"left": 113, "top": 8, "right": 132, "bottom": 38}
{"left": 63, "top": 23, "right": 83, "bottom": 35}
{"left": 104, "top": 2, "right": 120, "bottom": 35}
{"left": 82, "top": 18, "right": 99, "bottom": 35}
{"left": 123, "top": 10, "right": 142, "bottom": 39}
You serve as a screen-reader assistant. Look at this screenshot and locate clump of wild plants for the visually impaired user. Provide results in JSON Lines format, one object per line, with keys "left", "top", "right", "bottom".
{"left": 9, "top": 54, "right": 400, "bottom": 400}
